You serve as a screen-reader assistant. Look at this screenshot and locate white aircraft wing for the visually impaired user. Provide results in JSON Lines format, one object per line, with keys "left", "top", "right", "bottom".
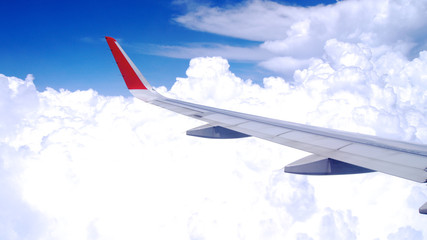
{"left": 105, "top": 36, "right": 427, "bottom": 213}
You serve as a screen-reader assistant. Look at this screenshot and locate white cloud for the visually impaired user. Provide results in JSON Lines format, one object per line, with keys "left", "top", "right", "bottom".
{"left": 151, "top": 43, "right": 274, "bottom": 61}
{"left": 175, "top": 0, "right": 427, "bottom": 48}
{"left": 259, "top": 57, "right": 312, "bottom": 74}
{"left": 167, "top": 0, "right": 427, "bottom": 75}
{"left": 319, "top": 208, "right": 357, "bottom": 240}
{"left": 174, "top": 0, "right": 296, "bottom": 42}
{"left": 388, "top": 226, "right": 424, "bottom": 240}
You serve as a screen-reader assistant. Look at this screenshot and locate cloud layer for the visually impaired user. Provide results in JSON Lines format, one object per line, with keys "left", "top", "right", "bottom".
{"left": 1, "top": 32, "right": 427, "bottom": 239}
{"left": 1, "top": 0, "right": 427, "bottom": 239}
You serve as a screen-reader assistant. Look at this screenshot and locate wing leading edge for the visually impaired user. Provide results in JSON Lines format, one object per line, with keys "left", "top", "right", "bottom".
{"left": 105, "top": 37, "right": 427, "bottom": 213}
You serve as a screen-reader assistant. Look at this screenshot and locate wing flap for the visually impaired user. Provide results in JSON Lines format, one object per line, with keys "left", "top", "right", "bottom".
{"left": 236, "top": 121, "right": 291, "bottom": 136}
{"left": 327, "top": 148, "right": 427, "bottom": 182}
{"left": 340, "top": 143, "right": 427, "bottom": 169}
{"left": 203, "top": 113, "right": 249, "bottom": 126}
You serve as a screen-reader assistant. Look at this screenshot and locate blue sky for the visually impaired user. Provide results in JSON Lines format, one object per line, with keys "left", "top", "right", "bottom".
{"left": 1, "top": 0, "right": 337, "bottom": 96}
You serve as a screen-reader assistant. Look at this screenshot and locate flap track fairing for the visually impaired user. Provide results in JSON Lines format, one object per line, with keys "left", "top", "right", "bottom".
{"left": 285, "top": 154, "right": 375, "bottom": 175}
{"left": 187, "top": 124, "right": 250, "bottom": 139}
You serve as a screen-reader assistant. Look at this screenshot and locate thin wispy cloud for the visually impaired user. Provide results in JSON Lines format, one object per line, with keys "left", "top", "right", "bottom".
{"left": 151, "top": 43, "right": 274, "bottom": 61}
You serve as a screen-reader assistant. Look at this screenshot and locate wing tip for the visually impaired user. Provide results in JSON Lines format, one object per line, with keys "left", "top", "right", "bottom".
{"left": 105, "top": 36, "right": 116, "bottom": 43}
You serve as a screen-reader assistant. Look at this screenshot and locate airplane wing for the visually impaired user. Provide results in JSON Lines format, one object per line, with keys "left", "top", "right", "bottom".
{"left": 105, "top": 36, "right": 427, "bottom": 213}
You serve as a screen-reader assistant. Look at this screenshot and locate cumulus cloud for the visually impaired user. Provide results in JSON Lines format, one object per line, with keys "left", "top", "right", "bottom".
{"left": 2, "top": 31, "right": 427, "bottom": 238}
{"left": 0, "top": 74, "right": 46, "bottom": 239}
{"left": 319, "top": 208, "right": 357, "bottom": 240}
{"left": 259, "top": 57, "right": 312, "bottom": 74}
{"left": 388, "top": 226, "right": 424, "bottom": 240}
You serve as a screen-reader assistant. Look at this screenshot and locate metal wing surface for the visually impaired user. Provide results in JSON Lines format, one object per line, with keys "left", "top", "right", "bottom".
{"left": 105, "top": 36, "right": 427, "bottom": 184}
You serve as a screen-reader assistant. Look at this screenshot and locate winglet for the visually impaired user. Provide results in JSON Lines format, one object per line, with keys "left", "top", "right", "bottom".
{"left": 105, "top": 36, "right": 152, "bottom": 90}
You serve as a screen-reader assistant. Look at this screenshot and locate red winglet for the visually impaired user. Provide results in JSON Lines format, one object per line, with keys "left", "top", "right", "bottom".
{"left": 105, "top": 36, "right": 147, "bottom": 90}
